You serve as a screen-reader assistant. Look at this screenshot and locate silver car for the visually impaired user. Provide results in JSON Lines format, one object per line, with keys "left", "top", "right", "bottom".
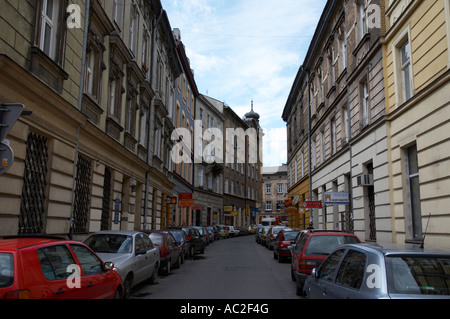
{"left": 303, "top": 243, "right": 450, "bottom": 299}
{"left": 84, "top": 230, "right": 160, "bottom": 298}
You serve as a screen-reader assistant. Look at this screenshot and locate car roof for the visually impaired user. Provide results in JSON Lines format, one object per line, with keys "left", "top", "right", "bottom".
{"left": 0, "top": 237, "right": 73, "bottom": 251}
{"left": 89, "top": 230, "right": 142, "bottom": 236}
{"left": 307, "top": 230, "right": 358, "bottom": 237}
{"left": 340, "top": 242, "right": 450, "bottom": 256}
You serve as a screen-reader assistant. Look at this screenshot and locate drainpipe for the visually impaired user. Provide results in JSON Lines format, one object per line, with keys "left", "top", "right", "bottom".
{"left": 343, "top": 1, "right": 354, "bottom": 232}
{"left": 306, "top": 68, "right": 312, "bottom": 225}
{"left": 69, "top": 0, "right": 90, "bottom": 239}
{"left": 143, "top": 9, "right": 165, "bottom": 230}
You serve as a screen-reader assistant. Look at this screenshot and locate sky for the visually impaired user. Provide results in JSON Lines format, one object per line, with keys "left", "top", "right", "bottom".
{"left": 161, "top": 0, "right": 327, "bottom": 167}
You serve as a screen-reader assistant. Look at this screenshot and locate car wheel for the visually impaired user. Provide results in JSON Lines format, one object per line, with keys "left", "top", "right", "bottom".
{"left": 296, "top": 281, "right": 303, "bottom": 296}
{"left": 190, "top": 246, "right": 195, "bottom": 259}
{"left": 123, "top": 274, "right": 133, "bottom": 299}
{"left": 291, "top": 265, "right": 296, "bottom": 281}
{"left": 113, "top": 287, "right": 123, "bottom": 299}
{"left": 164, "top": 259, "right": 171, "bottom": 275}
{"left": 149, "top": 263, "right": 159, "bottom": 284}
{"left": 273, "top": 251, "right": 278, "bottom": 259}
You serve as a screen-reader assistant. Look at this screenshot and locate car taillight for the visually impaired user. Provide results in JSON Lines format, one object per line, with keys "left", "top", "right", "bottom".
{"left": 4, "top": 290, "right": 31, "bottom": 299}
{"left": 160, "top": 246, "right": 169, "bottom": 257}
{"left": 187, "top": 236, "right": 192, "bottom": 241}
{"left": 298, "top": 260, "right": 316, "bottom": 274}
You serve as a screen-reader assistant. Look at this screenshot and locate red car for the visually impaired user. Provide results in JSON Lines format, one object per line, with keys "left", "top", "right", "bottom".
{"left": 142, "top": 230, "right": 182, "bottom": 275}
{"left": 0, "top": 237, "right": 123, "bottom": 299}
{"left": 273, "top": 229, "right": 302, "bottom": 262}
{"left": 290, "top": 230, "right": 361, "bottom": 296}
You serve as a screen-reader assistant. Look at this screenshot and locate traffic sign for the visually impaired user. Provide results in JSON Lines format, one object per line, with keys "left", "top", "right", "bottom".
{"left": 0, "top": 103, "right": 24, "bottom": 142}
{"left": 0, "top": 141, "right": 14, "bottom": 175}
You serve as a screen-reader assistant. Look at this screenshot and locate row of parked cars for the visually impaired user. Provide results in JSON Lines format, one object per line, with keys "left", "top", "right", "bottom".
{"left": 256, "top": 225, "right": 450, "bottom": 299}
{"left": 0, "top": 225, "right": 223, "bottom": 299}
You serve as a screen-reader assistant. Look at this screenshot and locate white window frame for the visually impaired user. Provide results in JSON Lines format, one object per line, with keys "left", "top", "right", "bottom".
{"left": 40, "top": 0, "right": 60, "bottom": 60}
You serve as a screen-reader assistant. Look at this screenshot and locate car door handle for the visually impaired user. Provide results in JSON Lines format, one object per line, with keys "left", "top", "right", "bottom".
{"left": 55, "top": 289, "right": 65, "bottom": 295}
{"left": 88, "top": 283, "right": 94, "bottom": 288}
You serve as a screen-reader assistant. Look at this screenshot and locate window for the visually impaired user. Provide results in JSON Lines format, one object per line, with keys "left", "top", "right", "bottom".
{"left": 342, "top": 107, "right": 350, "bottom": 142}
{"left": 198, "top": 167, "right": 204, "bottom": 187}
{"left": 139, "top": 108, "right": 148, "bottom": 146}
{"left": 401, "top": 41, "right": 413, "bottom": 101}
{"left": 335, "top": 250, "right": 367, "bottom": 290}
{"left": 361, "top": 80, "right": 370, "bottom": 127}
{"left": 277, "top": 183, "right": 284, "bottom": 194}
{"left": 40, "top": 0, "right": 61, "bottom": 60}
{"left": 142, "top": 32, "right": 149, "bottom": 71}
{"left": 0, "top": 253, "right": 14, "bottom": 288}
{"left": 294, "top": 159, "right": 298, "bottom": 183}
{"left": 301, "top": 152, "right": 305, "bottom": 178}
{"left": 38, "top": 245, "right": 76, "bottom": 280}
{"left": 312, "top": 137, "right": 317, "bottom": 169}
{"left": 317, "top": 249, "right": 345, "bottom": 282}
{"left": 358, "top": 1, "right": 367, "bottom": 41}
{"left": 70, "top": 245, "right": 104, "bottom": 276}
{"left": 331, "top": 119, "right": 336, "bottom": 154}
{"left": 113, "top": 0, "right": 124, "bottom": 30}
{"left": 406, "top": 145, "right": 422, "bottom": 240}
{"left": 224, "top": 178, "right": 229, "bottom": 193}
{"left": 129, "top": 5, "right": 138, "bottom": 54}
{"left": 265, "top": 201, "right": 273, "bottom": 211}
{"left": 266, "top": 184, "right": 272, "bottom": 195}
{"left": 320, "top": 130, "right": 324, "bottom": 164}
{"left": 386, "top": 256, "right": 450, "bottom": 295}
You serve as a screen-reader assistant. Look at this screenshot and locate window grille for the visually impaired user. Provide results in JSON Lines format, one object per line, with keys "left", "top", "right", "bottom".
{"left": 72, "top": 155, "right": 92, "bottom": 234}
{"left": 19, "top": 133, "right": 48, "bottom": 234}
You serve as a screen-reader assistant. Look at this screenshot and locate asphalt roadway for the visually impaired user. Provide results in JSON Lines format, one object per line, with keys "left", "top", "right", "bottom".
{"left": 130, "top": 234, "right": 300, "bottom": 299}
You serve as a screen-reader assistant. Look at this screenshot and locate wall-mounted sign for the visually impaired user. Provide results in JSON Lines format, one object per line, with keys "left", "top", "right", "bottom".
{"left": 324, "top": 192, "right": 350, "bottom": 205}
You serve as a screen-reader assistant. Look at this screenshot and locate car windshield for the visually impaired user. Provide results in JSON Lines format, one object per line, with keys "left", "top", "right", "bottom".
{"left": 284, "top": 231, "right": 300, "bottom": 241}
{"left": 149, "top": 233, "right": 163, "bottom": 246}
{"left": 0, "top": 253, "right": 14, "bottom": 288}
{"left": 84, "top": 234, "right": 132, "bottom": 253}
{"left": 386, "top": 256, "right": 450, "bottom": 296}
{"left": 305, "top": 235, "right": 360, "bottom": 256}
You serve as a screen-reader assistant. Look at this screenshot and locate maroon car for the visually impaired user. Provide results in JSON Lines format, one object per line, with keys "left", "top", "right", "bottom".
{"left": 142, "top": 230, "right": 182, "bottom": 275}
{"left": 273, "top": 229, "right": 302, "bottom": 262}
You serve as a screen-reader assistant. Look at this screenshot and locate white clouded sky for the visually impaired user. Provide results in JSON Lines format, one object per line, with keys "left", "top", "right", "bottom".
{"left": 161, "top": 0, "right": 327, "bottom": 167}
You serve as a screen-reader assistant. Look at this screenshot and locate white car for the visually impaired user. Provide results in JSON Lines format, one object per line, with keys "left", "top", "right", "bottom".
{"left": 84, "top": 230, "right": 160, "bottom": 298}
{"left": 227, "top": 226, "right": 240, "bottom": 237}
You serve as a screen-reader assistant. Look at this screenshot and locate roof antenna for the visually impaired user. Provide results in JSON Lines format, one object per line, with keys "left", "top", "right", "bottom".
{"left": 420, "top": 213, "right": 432, "bottom": 249}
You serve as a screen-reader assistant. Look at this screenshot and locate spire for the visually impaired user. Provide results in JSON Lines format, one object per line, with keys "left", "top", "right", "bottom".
{"left": 244, "top": 100, "right": 260, "bottom": 121}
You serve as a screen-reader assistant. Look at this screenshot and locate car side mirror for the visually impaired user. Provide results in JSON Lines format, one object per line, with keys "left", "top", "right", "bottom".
{"left": 104, "top": 262, "right": 114, "bottom": 270}
{"left": 311, "top": 268, "right": 318, "bottom": 278}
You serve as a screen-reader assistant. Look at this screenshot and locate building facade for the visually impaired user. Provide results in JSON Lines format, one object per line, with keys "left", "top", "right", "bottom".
{"left": 283, "top": 0, "right": 390, "bottom": 242}
{"left": 382, "top": 0, "right": 450, "bottom": 247}
{"left": 193, "top": 95, "right": 224, "bottom": 226}
{"left": 0, "top": 0, "right": 182, "bottom": 238}
{"left": 171, "top": 28, "right": 198, "bottom": 227}
{"left": 223, "top": 103, "right": 263, "bottom": 226}
{"left": 284, "top": 0, "right": 450, "bottom": 247}
{"left": 261, "top": 165, "right": 288, "bottom": 224}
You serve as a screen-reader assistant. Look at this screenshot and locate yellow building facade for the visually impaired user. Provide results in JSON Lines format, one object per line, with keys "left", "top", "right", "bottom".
{"left": 383, "top": 0, "right": 450, "bottom": 246}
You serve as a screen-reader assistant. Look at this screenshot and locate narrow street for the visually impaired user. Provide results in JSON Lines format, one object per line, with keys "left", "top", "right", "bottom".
{"left": 131, "top": 235, "right": 300, "bottom": 299}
